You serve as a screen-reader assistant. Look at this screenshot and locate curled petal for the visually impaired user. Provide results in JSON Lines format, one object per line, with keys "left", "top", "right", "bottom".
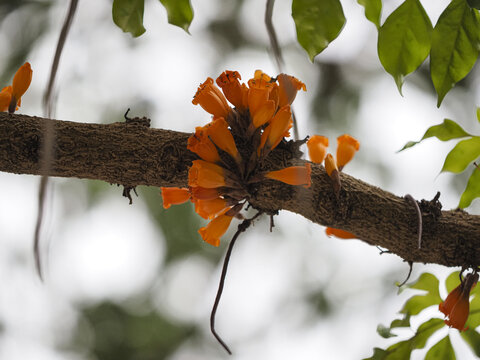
{"left": 307, "top": 135, "right": 329, "bottom": 164}
{"left": 265, "top": 164, "right": 311, "bottom": 188}
{"left": 188, "top": 126, "right": 221, "bottom": 163}
{"left": 198, "top": 209, "right": 234, "bottom": 246}
{"left": 161, "top": 187, "right": 190, "bottom": 209}
{"left": 193, "top": 77, "right": 231, "bottom": 118}
{"left": 336, "top": 134, "right": 360, "bottom": 170}
{"left": 194, "top": 197, "right": 228, "bottom": 219}
{"left": 325, "top": 227, "right": 356, "bottom": 239}
{"left": 258, "top": 105, "right": 292, "bottom": 154}
{"left": 188, "top": 160, "right": 226, "bottom": 188}
{"left": 277, "top": 73, "right": 306, "bottom": 107}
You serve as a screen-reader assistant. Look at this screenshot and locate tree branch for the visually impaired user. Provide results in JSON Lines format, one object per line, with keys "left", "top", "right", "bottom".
{"left": 1, "top": 112, "right": 479, "bottom": 268}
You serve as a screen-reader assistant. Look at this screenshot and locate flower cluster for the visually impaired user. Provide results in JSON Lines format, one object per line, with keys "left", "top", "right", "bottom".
{"left": 162, "top": 70, "right": 310, "bottom": 246}
{"left": 307, "top": 133, "right": 360, "bottom": 239}
{"left": 439, "top": 272, "right": 479, "bottom": 331}
{"left": 0, "top": 62, "right": 32, "bottom": 113}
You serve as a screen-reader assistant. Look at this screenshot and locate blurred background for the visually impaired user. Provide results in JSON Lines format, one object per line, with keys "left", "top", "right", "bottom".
{"left": 0, "top": 0, "right": 480, "bottom": 359}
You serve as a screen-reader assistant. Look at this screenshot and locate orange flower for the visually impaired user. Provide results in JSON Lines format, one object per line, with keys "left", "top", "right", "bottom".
{"left": 247, "top": 76, "right": 274, "bottom": 117}
{"left": 325, "top": 227, "right": 356, "bottom": 239}
{"left": 216, "top": 71, "right": 246, "bottom": 110}
{"left": 190, "top": 187, "right": 220, "bottom": 200}
{"left": 336, "top": 134, "right": 360, "bottom": 171}
{"left": 188, "top": 160, "right": 226, "bottom": 188}
{"left": 277, "top": 73, "right": 306, "bottom": 108}
{"left": 192, "top": 77, "right": 230, "bottom": 118}
{"left": 9, "top": 62, "right": 32, "bottom": 113}
{"left": 0, "top": 86, "right": 12, "bottom": 112}
{"left": 252, "top": 100, "right": 275, "bottom": 128}
{"left": 194, "top": 197, "right": 228, "bottom": 219}
{"left": 439, "top": 273, "right": 478, "bottom": 331}
{"left": 161, "top": 187, "right": 191, "bottom": 209}
{"left": 324, "top": 153, "right": 338, "bottom": 177}
{"left": 206, "top": 117, "right": 241, "bottom": 163}
{"left": 198, "top": 209, "right": 234, "bottom": 246}
{"left": 188, "top": 126, "right": 221, "bottom": 163}
{"left": 265, "top": 163, "right": 311, "bottom": 188}
{"left": 307, "top": 135, "right": 329, "bottom": 164}
{"left": 258, "top": 105, "right": 292, "bottom": 155}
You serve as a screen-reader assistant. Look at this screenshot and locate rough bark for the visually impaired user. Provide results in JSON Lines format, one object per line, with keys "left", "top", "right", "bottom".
{"left": 1, "top": 112, "right": 479, "bottom": 268}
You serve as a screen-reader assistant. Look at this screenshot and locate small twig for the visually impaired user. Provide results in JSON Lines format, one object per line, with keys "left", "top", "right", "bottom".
{"left": 34, "top": 0, "right": 79, "bottom": 280}
{"left": 405, "top": 194, "right": 422, "bottom": 249}
{"left": 397, "top": 261, "right": 413, "bottom": 287}
{"left": 124, "top": 108, "right": 132, "bottom": 121}
{"left": 269, "top": 214, "right": 275, "bottom": 232}
{"left": 376, "top": 246, "right": 391, "bottom": 255}
{"left": 210, "top": 211, "right": 263, "bottom": 355}
{"left": 264, "top": 0, "right": 299, "bottom": 141}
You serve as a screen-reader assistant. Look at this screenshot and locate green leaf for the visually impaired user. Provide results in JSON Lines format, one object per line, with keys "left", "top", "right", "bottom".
{"left": 430, "top": 0, "right": 480, "bottom": 107}
{"left": 377, "top": 314, "right": 411, "bottom": 339}
{"left": 357, "top": 0, "right": 382, "bottom": 29}
{"left": 461, "top": 329, "right": 480, "bottom": 356}
{"left": 377, "top": 324, "right": 398, "bottom": 338}
{"left": 362, "top": 347, "right": 388, "bottom": 360}
{"left": 412, "top": 318, "right": 445, "bottom": 349}
{"left": 441, "top": 136, "right": 480, "bottom": 173}
{"left": 292, "top": 0, "right": 346, "bottom": 61}
{"left": 400, "top": 273, "right": 442, "bottom": 315}
{"left": 425, "top": 335, "right": 456, "bottom": 360}
{"left": 158, "top": 0, "right": 194, "bottom": 33}
{"left": 445, "top": 271, "right": 461, "bottom": 293}
{"left": 399, "top": 119, "right": 472, "bottom": 151}
{"left": 459, "top": 166, "right": 480, "bottom": 208}
{"left": 112, "top": 0, "right": 146, "bottom": 37}
{"left": 377, "top": 0, "right": 433, "bottom": 93}
{"left": 477, "top": 107, "right": 480, "bottom": 123}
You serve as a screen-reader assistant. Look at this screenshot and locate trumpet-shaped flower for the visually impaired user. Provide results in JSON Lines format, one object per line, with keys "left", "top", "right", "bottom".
{"left": 188, "top": 126, "right": 221, "bottom": 163}
{"left": 325, "top": 227, "right": 356, "bottom": 239}
{"left": 439, "top": 273, "right": 478, "bottom": 331}
{"left": 265, "top": 164, "right": 311, "bottom": 188}
{"left": 336, "top": 134, "right": 360, "bottom": 170}
{"left": 9, "top": 62, "right": 32, "bottom": 113}
{"left": 198, "top": 209, "right": 234, "bottom": 246}
{"left": 193, "top": 77, "right": 230, "bottom": 118}
{"left": 247, "top": 76, "right": 274, "bottom": 116}
{"left": 324, "top": 153, "right": 338, "bottom": 177}
{"left": 161, "top": 187, "right": 190, "bottom": 209}
{"left": 216, "top": 71, "right": 246, "bottom": 110}
{"left": 307, "top": 135, "right": 329, "bottom": 164}
{"left": 188, "top": 160, "right": 227, "bottom": 188}
{"left": 207, "top": 117, "right": 241, "bottom": 162}
{"left": 277, "top": 74, "right": 306, "bottom": 108}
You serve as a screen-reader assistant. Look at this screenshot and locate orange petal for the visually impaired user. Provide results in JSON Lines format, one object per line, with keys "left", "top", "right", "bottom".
{"left": 254, "top": 70, "right": 272, "bottom": 82}
{"left": 206, "top": 117, "right": 241, "bottom": 162}
{"left": 0, "top": 88, "right": 12, "bottom": 112}
{"left": 252, "top": 100, "right": 275, "bottom": 128}
{"left": 192, "top": 77, "right": 231, "bottom": 118}
{"left": 12, "top": 62, "right": 32, "bottom": 100}
{"left": 190, "top": 187, "right": 220, "bottom": 201}
{"left": 336, "top": 134, "right": 360, "bottom": 170}
{"left": 325, "top": 227, "right": 356, "bottom": 239}
{"left": 324, "top": 153, "right": 338, "bottom": 177}
{"left": 277, "top": 73, "right": 306, "bottom": 107}
{"left": 187, "top": 126, "right": 221, "bottom": 163}
{"left": 198, "top": 209, "right": 234, "bottom": 246}
{"left": 262, "top": 105, "right": 292, "bottom": 152}
{"left": 194, "top": 197, "right": 228, "bottom": 219}
{"left": 247, "top": 76, "right": 274, "bottom": 116}
{"left": 216, "top": 70, "right": 245, "bottom": 110}
{"left": 188, "top": 160, "right": 226, "bottom": 188}
{"left": 307, "top": 135, "right": 329, "bottom": 164}
{"left": 265, "top": 164, "right": 311, "bottom": 188}
{"left": 161, "top": 187, "right": 190, "bottom": 209}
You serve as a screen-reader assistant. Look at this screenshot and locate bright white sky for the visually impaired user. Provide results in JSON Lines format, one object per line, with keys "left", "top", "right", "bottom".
{"left": 0, "top": 0, "right": 479, "bottom": 359}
